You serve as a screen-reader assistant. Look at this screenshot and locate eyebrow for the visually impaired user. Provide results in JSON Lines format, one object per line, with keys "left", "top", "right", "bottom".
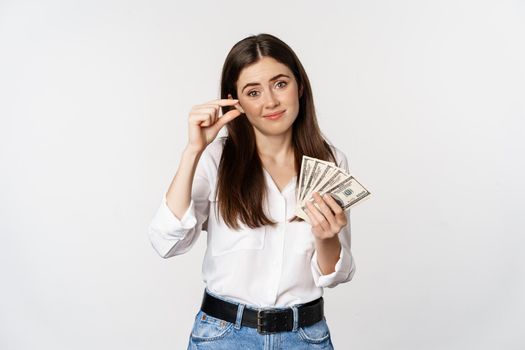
{"left": 241, "top": 74, "right": 291, "bottom": 92}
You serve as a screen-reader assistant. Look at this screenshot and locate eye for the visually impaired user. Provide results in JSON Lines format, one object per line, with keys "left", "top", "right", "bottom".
{"left": 276, "top": 81, "right": 287, "bottom": 88}
{"left": 247, "top": 90, "right": 259, "bottom": 97}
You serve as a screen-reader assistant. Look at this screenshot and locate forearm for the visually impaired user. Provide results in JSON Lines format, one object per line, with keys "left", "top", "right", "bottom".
{"left": 314, "top": 235, "right": 342, "bottom": 275}
{"left": 165, "top": 145, "right": 204, "bottom": 220}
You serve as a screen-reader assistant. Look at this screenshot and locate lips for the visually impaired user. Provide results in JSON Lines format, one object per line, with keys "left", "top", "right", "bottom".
{"left": 263, "top": 110, "right": 286, "bottom": 118}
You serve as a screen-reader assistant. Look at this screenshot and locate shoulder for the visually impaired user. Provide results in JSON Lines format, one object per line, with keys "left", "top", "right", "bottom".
{"left": 327, "top": 142, "right": 350, "bottom": 173}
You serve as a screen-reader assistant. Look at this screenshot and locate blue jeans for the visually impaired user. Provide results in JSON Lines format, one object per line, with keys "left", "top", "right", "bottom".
{"left": 187, "top": 289, "right": 335, "bottom": 349}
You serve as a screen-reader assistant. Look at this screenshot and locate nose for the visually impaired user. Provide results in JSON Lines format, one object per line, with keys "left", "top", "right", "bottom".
{"left": 263, "top": 89, "right": 280, "bottom": 109}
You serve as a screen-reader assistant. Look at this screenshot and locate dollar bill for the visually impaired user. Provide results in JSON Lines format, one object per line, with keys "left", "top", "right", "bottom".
{"left": 295, "top": 156, "right": 371, "bottom": 224}
{"left": 303, "top": 166, "right": 348, "bottom": 207}
{"left": 297, "top": 156, "right": 314, "bottom": 203}
{"left": 298, "top": 156, "right": 335, "bottom": 203}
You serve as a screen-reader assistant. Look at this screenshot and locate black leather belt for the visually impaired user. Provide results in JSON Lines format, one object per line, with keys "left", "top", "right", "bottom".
{"left": 200, "top": 290, "right": 324, "bottom": 334}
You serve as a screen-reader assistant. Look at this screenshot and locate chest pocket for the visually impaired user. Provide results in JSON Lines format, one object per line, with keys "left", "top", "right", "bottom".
{"left": 208, "top": 199, "right": 266, "bottom": 257}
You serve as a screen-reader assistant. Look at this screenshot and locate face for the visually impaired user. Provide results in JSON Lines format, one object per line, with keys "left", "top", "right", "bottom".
{"left": 232, "top": 56, "right": 303, "bottom": 137}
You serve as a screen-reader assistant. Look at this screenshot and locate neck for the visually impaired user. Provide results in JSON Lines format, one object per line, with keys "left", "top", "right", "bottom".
{"left": 254, "top": 128, "right": 294, "bottom": 164}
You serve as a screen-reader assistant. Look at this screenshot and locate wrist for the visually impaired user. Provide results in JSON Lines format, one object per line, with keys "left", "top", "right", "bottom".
{"left": 184, "top": 144, "right": 204, "bottom": 157}
{"left": 314, "top": 234, "right": 340, "bottom": 246}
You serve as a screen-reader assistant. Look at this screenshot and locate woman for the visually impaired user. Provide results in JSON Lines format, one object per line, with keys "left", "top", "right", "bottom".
{"left": 148, "top": 33, "right": 356, "bottom": 349}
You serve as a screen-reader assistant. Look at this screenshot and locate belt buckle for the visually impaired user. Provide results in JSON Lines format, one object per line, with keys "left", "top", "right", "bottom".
{"left": 257, "top": 309, "right": 289, "bottom": 334}
{"left": 256, "top": 309, "right": 268, "bottom": 334}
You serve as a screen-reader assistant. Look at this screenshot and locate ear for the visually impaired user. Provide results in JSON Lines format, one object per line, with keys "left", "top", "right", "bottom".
{"left": 228, "top": 93, "right": 245, "bottom": 114}
{"left": 299, "top": 85, "right": 304, "bottom": 98}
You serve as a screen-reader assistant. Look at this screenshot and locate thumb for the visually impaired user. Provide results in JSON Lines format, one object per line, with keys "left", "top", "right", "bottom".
{"left": 213, "top": 109, "right": 242, "bottom": 131}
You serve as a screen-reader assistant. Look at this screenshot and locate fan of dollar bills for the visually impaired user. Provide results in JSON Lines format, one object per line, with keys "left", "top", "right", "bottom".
{"left": 295, "top": 155, "right": 371, "bottom": 224}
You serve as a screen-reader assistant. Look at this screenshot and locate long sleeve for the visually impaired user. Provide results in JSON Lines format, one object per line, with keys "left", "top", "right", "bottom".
{"left": 309, "top": 148, "right": 357, "bottom": 288}
{"left": 147, "top": 149, "right": 212, "bottom": 259}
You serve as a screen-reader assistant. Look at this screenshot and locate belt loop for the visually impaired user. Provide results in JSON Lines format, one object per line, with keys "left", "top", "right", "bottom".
{"left": 291, "top": 305, "right": 299, "bottom": 332}
{"left": 234, "top": 303, "right": 245, "bottom": 330}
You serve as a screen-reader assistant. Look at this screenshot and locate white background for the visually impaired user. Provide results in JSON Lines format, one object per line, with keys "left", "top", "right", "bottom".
{"left": 1, "top": 0, "right": 524, "bottom": 349}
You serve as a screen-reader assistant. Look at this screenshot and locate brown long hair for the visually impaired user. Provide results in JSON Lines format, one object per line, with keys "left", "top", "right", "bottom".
{"left": 215, "top": 33, "right": 336, "bottom": 230}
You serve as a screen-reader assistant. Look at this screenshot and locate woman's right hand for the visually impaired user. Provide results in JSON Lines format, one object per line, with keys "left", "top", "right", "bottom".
{"left": 187, "top": 98, "right": 243, "bottom": 153}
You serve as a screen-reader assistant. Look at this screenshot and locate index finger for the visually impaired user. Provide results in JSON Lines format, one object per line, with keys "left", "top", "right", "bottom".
{"left": 323, "top": 193, "right": 344, "bottom": 214}
{"left": 205, "top": 98, "right": 239, "bottom": 106}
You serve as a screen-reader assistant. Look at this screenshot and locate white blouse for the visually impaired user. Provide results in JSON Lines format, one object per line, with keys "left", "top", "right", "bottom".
{"left": 147, "top": 138, "right": 356, "bottom": 307}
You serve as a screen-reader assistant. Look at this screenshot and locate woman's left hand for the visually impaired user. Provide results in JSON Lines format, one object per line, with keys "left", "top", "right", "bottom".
{"left": 304, "top": 192, "right": 348, "bottom": 240}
